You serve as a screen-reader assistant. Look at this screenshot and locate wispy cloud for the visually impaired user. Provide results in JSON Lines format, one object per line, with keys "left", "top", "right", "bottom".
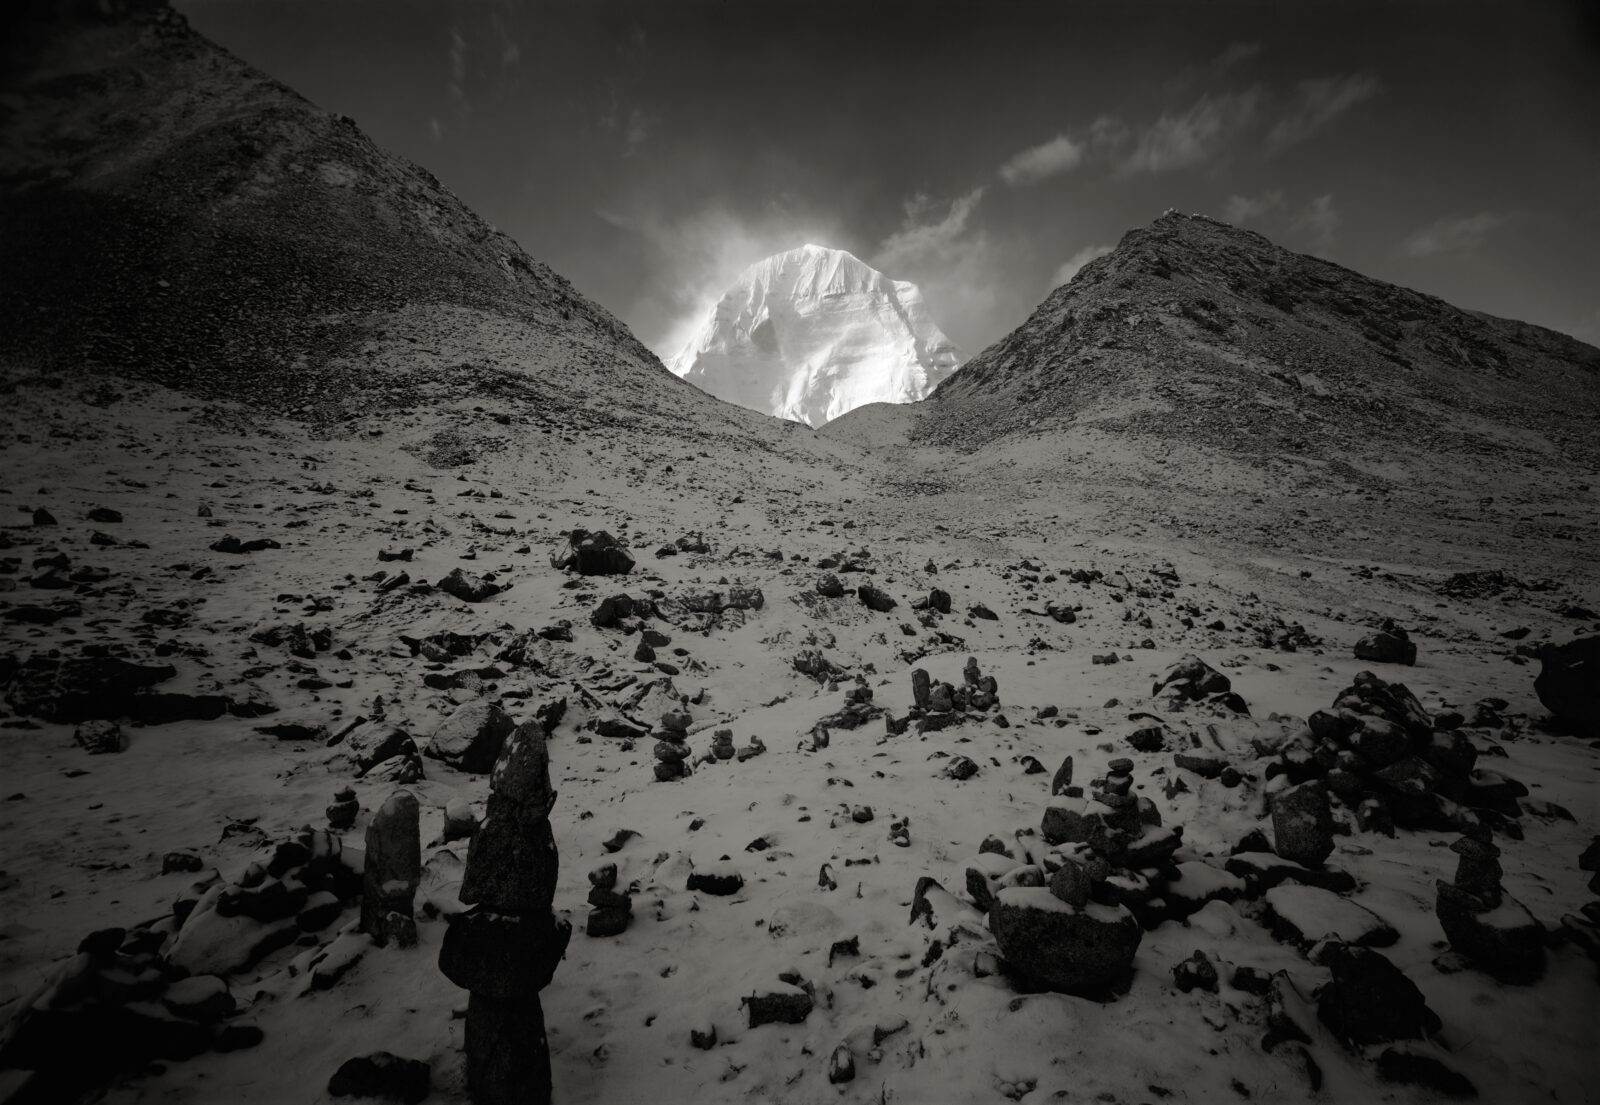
{"left": 1222, "top": 189, "right": 1285, "bottom": 225}
{"left": 999, "top": 134, "right": 1085, "bottom": 186}
{"left": 1122, "top": 89, "right": 1263, "bottom": 174}
{"left": 876, "top": 188, "right": 986, "bottom": 270}
{"left": 1267, "top": 74, "right": 1381, "bottom": 149}
{"left": 1292, "top": 194, "right": 1340, "bottom": 249}
{"left": 1051, "top": 244, "right": 1113, "bottom": 287}
{"left": 1402, "top": 212, "right": 1508, "bottom": 258}
{"left": 1211, "top": 41, "right": 1263, "bottom": 71}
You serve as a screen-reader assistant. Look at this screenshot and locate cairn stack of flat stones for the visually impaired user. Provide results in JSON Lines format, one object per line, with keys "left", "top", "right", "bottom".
{"left": 655, "top": 709, "right": 693, "bottom": 781}
{"left": 438, "top": 722, "right": 571, "bottom": 1105}
{"left": 1434, "top": 830, "right": 1546, "bottom": 983}
{"left": 585, "top": 863, "right": 633, "bottom": 937}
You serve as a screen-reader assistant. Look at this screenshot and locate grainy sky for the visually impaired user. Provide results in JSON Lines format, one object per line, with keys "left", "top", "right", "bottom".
{"left": 181, "top": 0, "right": 1600, "bottom": 358}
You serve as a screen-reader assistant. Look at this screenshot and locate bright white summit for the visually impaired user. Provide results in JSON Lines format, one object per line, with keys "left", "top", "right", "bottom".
{"left": 667, "top": 244, "right": 963, "bottom": 426}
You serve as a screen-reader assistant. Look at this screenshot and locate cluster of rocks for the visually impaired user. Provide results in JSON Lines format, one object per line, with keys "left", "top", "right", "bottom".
{"left": 438, "top": 723, "right": 570, "bottom": 1105}
{"left": 887, "top": 657, "right": 1002, "bottom": 736}
{"left": 550, "top": 529, "right": 634, "bottom": 576}
{"left": 1353, "top": 619, "right": 1418, "bottom": 666}
{"left": 3, "top": 649, "right": 270, "bottom": 727}
{"left": 699, "top": 727, "right": 765, "bottom": 765}
{"left": 0, "top": 819, "right": 372, "bottom": 1101}
{"left": 1273, "top": 669, "right": 1527, "bottom": 839}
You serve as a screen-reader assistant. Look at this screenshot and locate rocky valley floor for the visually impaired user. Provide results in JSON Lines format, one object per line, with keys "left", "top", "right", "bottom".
{"left": 1, "top": 371, "right": 1597, "bottom": 1105}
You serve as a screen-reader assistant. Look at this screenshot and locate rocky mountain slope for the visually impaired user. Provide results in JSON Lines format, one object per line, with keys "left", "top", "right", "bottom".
{"left": 1, "top": 8, "right": 1597, "bottom": 1105}
{"left": 0, "top": 0, "right": 800, "bottom": 458}
{"left": 911, "top": 212, "right": 1600, "bottom": 475}
{"left": 668, "top": 245, "right": 962, "bottom": 426}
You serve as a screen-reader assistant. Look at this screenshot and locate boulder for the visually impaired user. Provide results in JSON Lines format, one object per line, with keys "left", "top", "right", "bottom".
{"left": 1435, "top": 881, "right": 1546, "bottom": 983}
{"left": 1354, "top": 621, "right": 1417, "bottom": 666}
{"left": 328, "top": 1051, "right": 431, "bottom": 1103}
{"left": 74, "top": 719, "right": 126, "bottom": 755}
{"left": 425, "top": 701, "right": 515, "bottom": 774}
{"left": 439, "top": 909, "right": 571, "bottom": 999}
{"left": 1316, "top": 944, "right": 1441, "bottom": 1046}
{"left": 553, "top": 529, "right": 634, "bottom": 576}
{"left": 1271, "top": 781, "right": 1335, "bottom": 867}
{"left": 989, "top": 887, "right": 1141, "bottom": 994}
{"left": 1534, "top": 636, "right": 1600, "bottom": 723}
{"left": 438, "top": 568, "right": 502, "bottom": 603}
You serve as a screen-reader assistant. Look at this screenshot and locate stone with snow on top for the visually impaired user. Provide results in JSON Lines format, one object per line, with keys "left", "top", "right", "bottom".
{"left": 1172, "top": 950, "right": 1218, "bottom": 993}
{"left": 425, "top": 700, "right": 515, "bottom": 774}
{"left": 1264, "top": 885, "right": 1398, "bottom": 949}
{"left": 965, "top": 852, "right": 1018, "bottom": 912}
{"left": 345, "top": 724, "right": 411, "bottom": 773}
{"left": 668, "top": 244, "right": 962, "bottom": 426}
{"left": 989, "top": 887, "right": 1141, "bottom": 994}
{"left": 1435, "top": 880, "right": 1545, "bottom": 983}
{"left": 162, "top": 974, "right": 235, "bottom": 1022}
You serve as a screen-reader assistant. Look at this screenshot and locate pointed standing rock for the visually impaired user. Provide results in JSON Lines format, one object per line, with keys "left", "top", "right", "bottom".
{"left": 361, "top": 791, "right": 421, "bottom": 946}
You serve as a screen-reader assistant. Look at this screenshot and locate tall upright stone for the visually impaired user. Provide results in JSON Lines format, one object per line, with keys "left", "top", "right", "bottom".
{"left": 361, "top": 791, "right": 421, "bottom": 946}
{"left": 439, "top": 722, "right": 569, "bottom": 1105}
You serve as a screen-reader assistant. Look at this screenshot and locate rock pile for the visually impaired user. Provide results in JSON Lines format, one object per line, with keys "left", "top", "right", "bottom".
{"left": 439, "top": 722, "right": 570, "bottom": 1105}
{"left": 893, "top": 657, "right": 1001, "bottom": 734}
{"left": 1151, "top": 654, "right": 1248, "bottom": 714}
{"left": 1276, "top": 670, "right": 1527, "bottom": 836}
{"left": 1434, "top": 831, "right": 1546, "bottom": 983}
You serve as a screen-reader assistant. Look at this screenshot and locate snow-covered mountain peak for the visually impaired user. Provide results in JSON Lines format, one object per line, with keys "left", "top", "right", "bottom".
{"left": 667, "top": 246, "right": 963, "bottom": 426}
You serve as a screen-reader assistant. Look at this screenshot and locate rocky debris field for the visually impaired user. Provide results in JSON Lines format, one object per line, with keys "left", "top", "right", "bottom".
{"left": 0, "top": 373, "right": 1595, "bottom": 1105}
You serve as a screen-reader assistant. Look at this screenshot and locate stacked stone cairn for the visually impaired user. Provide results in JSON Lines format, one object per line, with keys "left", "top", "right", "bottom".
{"left": 889, "top": 656, "right": 1001, "bottom": 736}
{"left": 585, "top": 863, "right": 633, "bottom": 938}
{"left": 438, "top": 722, "right": 570, "bottom": 1105}
{"left": 1434, "top": 829, "right": 1546, "bottom": 983}
{"left": 655, "top": 709, "right": 693, "bottom": 781}
{"left": 1272, "top": 670, "right": 1527, "bottom": 838}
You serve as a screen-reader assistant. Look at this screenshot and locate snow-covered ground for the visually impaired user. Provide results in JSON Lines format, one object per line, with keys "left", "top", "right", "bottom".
{"left": 0, "top": 369, "right": 1596, "bottom": 1105}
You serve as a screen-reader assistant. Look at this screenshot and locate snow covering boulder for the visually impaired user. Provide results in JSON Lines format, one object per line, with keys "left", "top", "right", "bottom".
{"left": 344, "top": 724, "right": 411, "bottom": 773}
{"left": 1353, "top": 620, "right": 1417, "bottom": 665}
{"left": 687, "top": 862, "right": 744, "bottom": 896}
{"left": 1263, "top": 885, "right": 1397, "bottom": 949}
{"left": 1534, "top": 636, "right": 1600, "bottom": 724}
{"left": 425, "top": 700, "right": 515, "bottom": 774}
{"left": 1151, "top": 654, "right": 1232, "bottom": 701}
{"left": 743, "top": 982, "right": 814, "bottom": 1028}
{"left": 989, "top": 887, "right": 1141, "bottom": 994}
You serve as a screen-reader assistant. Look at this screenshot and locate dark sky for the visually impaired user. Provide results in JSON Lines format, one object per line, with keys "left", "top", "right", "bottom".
{"left": 180, "top": 0, "right": 1600, "bottom": 359}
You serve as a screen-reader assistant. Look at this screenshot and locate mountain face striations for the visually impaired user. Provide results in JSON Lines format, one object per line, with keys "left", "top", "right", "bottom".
{"left": 668, "top": 245, "right": 962, "bottom": 426}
